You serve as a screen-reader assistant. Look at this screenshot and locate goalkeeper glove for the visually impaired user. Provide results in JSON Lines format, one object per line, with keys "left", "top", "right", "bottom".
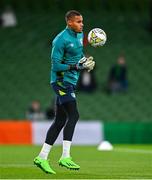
{"left": 82, "top": 56, "right": 95, "bottom": 72}
{"left": 70, "top": 56, "right": 95, "bottom": 72}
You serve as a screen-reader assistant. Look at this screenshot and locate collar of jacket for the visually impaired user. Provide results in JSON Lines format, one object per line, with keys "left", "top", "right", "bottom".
{"left": 66, "top": 26, "right": 78, "bottom": 37}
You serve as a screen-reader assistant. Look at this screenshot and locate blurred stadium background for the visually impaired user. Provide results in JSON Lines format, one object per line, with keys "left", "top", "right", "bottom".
{"left": 0, "top": 1, "right": 152, "bottom": 178}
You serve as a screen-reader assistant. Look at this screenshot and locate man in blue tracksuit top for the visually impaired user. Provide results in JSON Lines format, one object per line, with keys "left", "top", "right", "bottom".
{"left": 34, "top": 10, "right": 95, "bottom": 174}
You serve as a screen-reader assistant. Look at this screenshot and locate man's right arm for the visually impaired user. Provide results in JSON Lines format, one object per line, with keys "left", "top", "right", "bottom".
{"left": 51, "top": 37, "right": 95, "bottom": 72}
{"left": 51, "top": 38, "right": 70, "bottom": 72}
{"left": 51, "top": 57, "right": 70, "bottom": 72}
{"left": 51, "top": 42, "right": 84, "bottom": 72}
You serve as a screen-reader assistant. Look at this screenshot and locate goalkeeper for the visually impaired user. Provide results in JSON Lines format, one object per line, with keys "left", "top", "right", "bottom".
{"left": 34, "top": 10, "right": 95, "bottom": 174}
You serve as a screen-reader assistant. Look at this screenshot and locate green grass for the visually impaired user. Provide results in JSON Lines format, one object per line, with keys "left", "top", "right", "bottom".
{"left": 0, "top": 145, "right": 152, "bottom": 179}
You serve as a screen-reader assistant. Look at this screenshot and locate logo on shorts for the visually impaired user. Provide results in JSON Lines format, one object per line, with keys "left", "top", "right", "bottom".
{"left": 71, "top": 93, "right": 76, "bottom": 98}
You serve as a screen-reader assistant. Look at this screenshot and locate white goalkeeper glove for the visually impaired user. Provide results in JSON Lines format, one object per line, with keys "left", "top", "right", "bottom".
{"left": 69, "top": 56, "right": 95, "bottom": 72}
{"left": 82, "top": 56, "right": 95, "bottom": 72}
{"left": 78, "top": 56, "right": 95, "bottom": 72}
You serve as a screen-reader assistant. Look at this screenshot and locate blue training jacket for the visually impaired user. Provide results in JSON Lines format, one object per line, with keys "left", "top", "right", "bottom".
{"left": 50, "top": 27, "right": 84, "bottom": 86}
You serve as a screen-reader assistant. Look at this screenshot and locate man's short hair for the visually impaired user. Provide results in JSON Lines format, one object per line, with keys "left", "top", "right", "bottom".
{"left": 65, "top": 10, "right": 81, "bottom": 22}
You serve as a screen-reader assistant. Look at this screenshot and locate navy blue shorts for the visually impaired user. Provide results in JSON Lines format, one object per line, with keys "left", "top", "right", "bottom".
{"left": 51, "top": 81, "right": 76, "bottom": 105}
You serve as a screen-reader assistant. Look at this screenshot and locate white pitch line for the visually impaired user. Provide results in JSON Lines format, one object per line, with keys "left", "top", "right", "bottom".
{"left": 114, "top": 148, "right": 152, "bottom": 154}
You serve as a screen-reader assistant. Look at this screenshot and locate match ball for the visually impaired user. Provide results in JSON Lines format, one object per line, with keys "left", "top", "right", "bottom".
{"left": 88, "top": 28, "right": 107, "bottom": 47}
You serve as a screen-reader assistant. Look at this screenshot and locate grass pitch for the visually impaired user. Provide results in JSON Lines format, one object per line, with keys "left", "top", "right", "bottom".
{"left": 0, "top": 145, "right": 152, "bottom": 179}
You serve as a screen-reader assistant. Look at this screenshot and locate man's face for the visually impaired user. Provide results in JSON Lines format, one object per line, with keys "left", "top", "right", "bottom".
{"left": 67, "top": 15, "right": 84, "bottom": 33}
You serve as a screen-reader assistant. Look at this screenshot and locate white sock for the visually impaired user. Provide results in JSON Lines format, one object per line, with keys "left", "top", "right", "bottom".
{"left": 38, "top": 143, "right": 52, "bottom": 160}
{"left": 61, "top": 140, "right": 72, "bottom": 158}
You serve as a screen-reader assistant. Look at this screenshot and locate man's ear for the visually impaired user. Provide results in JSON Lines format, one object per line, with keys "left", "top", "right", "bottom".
{"left": 67, "top": 19, "right": 73, "bottom": 26}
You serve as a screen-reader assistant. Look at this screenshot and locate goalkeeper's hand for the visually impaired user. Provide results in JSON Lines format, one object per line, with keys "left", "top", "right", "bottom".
{"left": 81, "top": 56, "right": 95, "bottom": 72}
{"left": 70, "top": 56, "right": 95, "bottom": 72}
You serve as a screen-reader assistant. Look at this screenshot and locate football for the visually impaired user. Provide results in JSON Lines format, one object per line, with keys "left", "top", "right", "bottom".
{"left": 88, "top": 28, "right": 107, "bottom": 47}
